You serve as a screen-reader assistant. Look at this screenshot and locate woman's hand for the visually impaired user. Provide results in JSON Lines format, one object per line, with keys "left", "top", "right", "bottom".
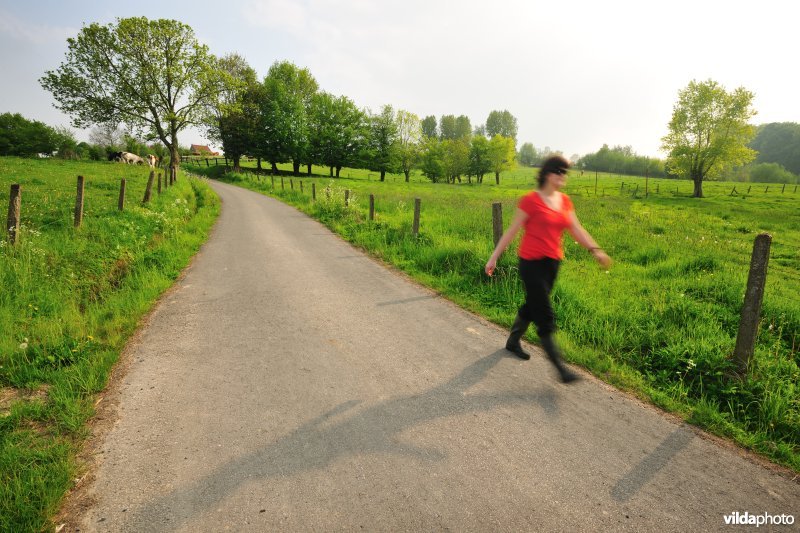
{"left": 485, "top": 257, "right": 497, "bottom": 277}
{"left": 592, "top": 249, "right": 612, "bottom": 269}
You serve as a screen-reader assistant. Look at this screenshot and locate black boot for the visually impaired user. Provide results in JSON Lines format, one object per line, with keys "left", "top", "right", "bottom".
{"left": 505, "top": 314, "right": 531, "bottom": 360}
{"left": 540, "top": 334, "right": 580, "bottom": 383}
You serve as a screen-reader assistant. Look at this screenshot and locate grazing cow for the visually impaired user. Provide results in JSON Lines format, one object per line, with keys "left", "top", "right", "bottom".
{"left": 119, "top": 152, "right": 145, "bottom": 165}
{"left": 147, "top": 154, "right": 159, "bottom": 168}
{"left": 108, "top": 151, "right": 123, "bottom": 162}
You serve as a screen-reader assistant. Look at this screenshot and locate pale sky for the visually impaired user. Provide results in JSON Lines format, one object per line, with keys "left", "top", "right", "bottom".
{"left": 1, "top": 0, "right": 797, "bottom": 158}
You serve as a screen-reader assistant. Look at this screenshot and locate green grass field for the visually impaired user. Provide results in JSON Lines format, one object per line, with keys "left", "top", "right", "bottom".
{"left": 192, "top": 160, "right": 799, "bottom": 472}
{"left": 0, "top": 157, "right": 219, "bottom": 532}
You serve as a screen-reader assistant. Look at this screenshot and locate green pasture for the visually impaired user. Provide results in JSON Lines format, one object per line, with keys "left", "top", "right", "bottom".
{"left": 0, "top": 157, "right": 219, "bottom": 532}
{"left": 195, "top": 159, "right": 799, "bottom": 472}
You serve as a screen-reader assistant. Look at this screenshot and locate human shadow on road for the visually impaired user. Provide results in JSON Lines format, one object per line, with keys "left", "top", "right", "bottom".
{"left": 126, "top": 350, "right": 561, "bottom": 529}
{"left": 611, "top": 425, "right": 694, "bottom": 502}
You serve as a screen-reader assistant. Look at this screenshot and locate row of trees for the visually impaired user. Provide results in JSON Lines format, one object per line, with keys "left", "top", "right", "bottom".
{"left": 39, "top": 17, "right": 519, "bottom": 184}
{"left": 208, "top": 54, "right": 519, "bottom": 183}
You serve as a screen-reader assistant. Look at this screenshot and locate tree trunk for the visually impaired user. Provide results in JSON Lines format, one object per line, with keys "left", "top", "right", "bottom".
{"left": 257, "top": 157, "right": 262, "bottom": 171}
{"left": 692, "top": 174, "right": 703, "bottom": 198}
{"left": 467, "top": 175, "right": 471, "bottom": 184}
{"left": 336, "top": 166, "right": 341, "bottom": 178}
{"left": 693, "top": 177, "right": 704, "bottom": 198}
{"left": 271, "top": 162, "right": 278, "bottom": 175}
{"left": 495, "top": 172, "right": 500, "bottom": 185}
{"left": 329, "top": 166, "right": 334, "bottom": 177}
{"left": 293, "top": 161, "right": 300, "bottom": 176}
{"left": 307, "top": 163, "right": 312, "bottom": 176}
{"left": 380, "top": 170, "right": 386, "bottom": 182}
{"left": 404, "top": 170, "right": 410, "bottom": 182}
{"left": 234, "top": 155, "right": 241, "bottom": 173}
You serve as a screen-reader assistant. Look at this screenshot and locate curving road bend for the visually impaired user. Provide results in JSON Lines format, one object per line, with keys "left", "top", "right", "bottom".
{"left": 78, "top": 179, "right": 799, "bottom": 532}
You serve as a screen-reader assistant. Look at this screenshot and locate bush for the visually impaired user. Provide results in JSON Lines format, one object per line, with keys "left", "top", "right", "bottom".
{"left": 748, "top": 162, "right": 798, "bottom": 184}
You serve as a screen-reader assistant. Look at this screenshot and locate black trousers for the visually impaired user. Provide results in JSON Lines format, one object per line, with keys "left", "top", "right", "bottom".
{"left": 518, "top": 257, "right": 561, "bottom": 337}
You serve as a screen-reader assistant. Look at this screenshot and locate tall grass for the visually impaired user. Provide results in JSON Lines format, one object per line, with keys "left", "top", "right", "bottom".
{"left": 0, "top": 157, "right": 219, "bottom": 532}
{"left": 198, "top": 161, "right": 799, "bottom": 472}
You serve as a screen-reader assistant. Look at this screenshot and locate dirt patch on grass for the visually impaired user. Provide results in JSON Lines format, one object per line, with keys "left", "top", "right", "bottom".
{"left": 0, "top": 384, "right": 51, "bottom": 416}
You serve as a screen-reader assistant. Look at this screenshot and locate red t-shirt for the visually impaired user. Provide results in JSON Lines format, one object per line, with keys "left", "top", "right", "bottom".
{"left": 518, "top": 191, "right": 573, "bottom": 260}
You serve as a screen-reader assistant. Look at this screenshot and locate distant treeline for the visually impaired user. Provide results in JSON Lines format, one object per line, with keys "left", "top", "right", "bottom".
{"left": 515, "top": 122, "right": 800, "bottom": 184}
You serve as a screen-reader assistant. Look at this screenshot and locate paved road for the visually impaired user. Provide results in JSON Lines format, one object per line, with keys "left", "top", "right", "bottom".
{"left": 79, "top": 179, "right": 799, "bottom": 532}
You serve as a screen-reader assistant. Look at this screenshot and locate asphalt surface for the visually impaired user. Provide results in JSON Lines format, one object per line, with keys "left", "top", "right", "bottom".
{"left": 79, "top": 178, "right": 799, "bottom": 532}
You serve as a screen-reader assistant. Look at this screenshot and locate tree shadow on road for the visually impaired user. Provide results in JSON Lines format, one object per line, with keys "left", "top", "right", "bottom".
{"left": 611, "top": 425, "right": 695, "bottom": 502}
{"left": 128, "top": 349, "right": 562, "bottom": 528}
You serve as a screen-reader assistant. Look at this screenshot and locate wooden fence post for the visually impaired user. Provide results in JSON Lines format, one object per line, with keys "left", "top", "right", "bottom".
{"left": 271, "top": 176, "right": 275, "bottom": 188}
{"left": 765, "top": 186, "right": 769, "bottom": 193}
{"left": 300, "top": 181, "right": 304, "bottom": 193}
{"left": 369, "top": 194, "right": 375, "bottom": 220}
{"left": 157, "top": 173, "right": 162, "bottom": 194}
{"left": 345, "top": 190, "right": 350, "bottom": 206}
{"left": 143, "top": 170, "right": 155, "bottom": 204}
{"left": 118, "top": 179, "right": 126, "bottom": 211}
{"left": 412, "top": 198, "right": 421, "bottom": 237}
{"left": 74, "top": 175, "right": 85, "bottom": 228}
{"left": 595, "top": 171, "right": 598, "bottom": 196}
{"left": 7, "top": 184, "right": 20, "bottom": 245}
{"left": 747, "top": 186, "right": 752, "bottom": 194}
{"left": 733, "top": 233, "right": 772, "bottom": 374}
{"left": 290, "top": 179, "right": 294, "bottom": 190}
{"left": 492, "top": 202, "right": 503, "bottom": 247}
{"left": 205, "top": 158, "right": 209, "bottom": 167}
{"left": 281, "top": 177, "right": 284, "bottom": 190}
{"left": 312, "top": 183, "right": 316, "bottom": 201}
{"left": 781, "top": 183, "right": 786, "bottom": 193}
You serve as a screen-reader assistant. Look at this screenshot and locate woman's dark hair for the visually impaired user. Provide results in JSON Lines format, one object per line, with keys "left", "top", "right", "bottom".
{"left": 538, "top": 155, "right": 571, "bottom": 187}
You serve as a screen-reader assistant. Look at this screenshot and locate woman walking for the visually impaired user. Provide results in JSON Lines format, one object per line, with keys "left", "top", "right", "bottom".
{"left": 485, "top": 155, "right": 611, "bottom": 383}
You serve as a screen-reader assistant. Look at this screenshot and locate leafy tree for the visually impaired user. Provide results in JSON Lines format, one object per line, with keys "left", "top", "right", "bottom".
{"left": 749, "top": 122, "right": 800, "bottom": 175}
{"left": 308, "top": 92, "right": 366, "bottom": 177}
{"left": 469, "top": 135, "right": 492, "bottom": 183}
{"left": 419, "top": 137, "right": 446, "bottom": 183}
{"left": 455, "top": 115, "right": 472, "bottom": 140}
{"left": 473, "top": 124, "right": 486, "bottom": 137}
{"left": 366, "top": 104, "right": 398, "bottom": 181}
{"left": 40, "top": 17, "right": 221, "bottom": 173}
{"left": 0, "top": 113, "right": 59, "bottom": 156}
{"left": 442, "top": 139, "right": 470, "bottom": 183}
{"left": 488, "top": 135, "right": 516, "bottom": 184}
{"left": 661, "top": 79, "right": 756, "bottom": 197}
{"left": 486, "top": 110, "right": 518, "bottom": 140}
{"left": 257, "top": 61, "right": 318, "bottom": 175}
{"left": 53, "top": 126, "right": 79, "bottom": 159}
{"left": 395, "top": 110, "right": 422, "bottom": 182}
{"left": 205, "top": 53, "right": 259, "bottom": 172}
{"left": 421, "top": 115, "right": 438, "bottom": 139}
{"left": 439, "top": 115, "right": 457, "bottom": 140}
{"left": 518, "top": 142, "right": 539, "bottom": 167}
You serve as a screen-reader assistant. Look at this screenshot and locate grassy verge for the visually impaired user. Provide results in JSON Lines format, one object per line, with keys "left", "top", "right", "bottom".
{"left": 0, "top": 157, "right": 219, "bottom": 532}
{"left": 195, "top": 162, "right": 798, "bottom": 473}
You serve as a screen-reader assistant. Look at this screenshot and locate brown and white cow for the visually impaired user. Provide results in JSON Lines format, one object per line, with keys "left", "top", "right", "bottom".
{"left": 146, "top": 154, "right": 159, "bottom": 168}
